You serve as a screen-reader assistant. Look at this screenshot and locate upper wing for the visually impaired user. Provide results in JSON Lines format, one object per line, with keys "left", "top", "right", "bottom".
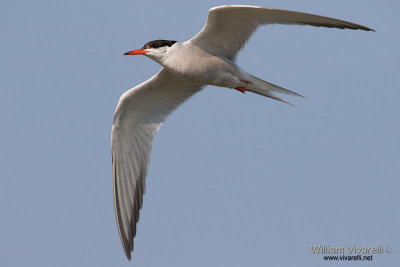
{"left": 190, "top": 5, "right": 373, "bottom": 60}
{"left": 112, "top": 68, "right": 204, "bottom": 260}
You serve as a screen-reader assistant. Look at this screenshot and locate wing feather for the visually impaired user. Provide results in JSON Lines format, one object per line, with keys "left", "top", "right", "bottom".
{"left": 190, "top": 5, "right": 373, "bottom": 59}
{"left": 112, "top": 68, "right": 204, "bottom": 260}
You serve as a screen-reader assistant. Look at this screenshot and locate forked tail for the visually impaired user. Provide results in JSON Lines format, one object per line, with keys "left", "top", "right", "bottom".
{"left": 247, "top": 75, "right": 304, "bottom": 106}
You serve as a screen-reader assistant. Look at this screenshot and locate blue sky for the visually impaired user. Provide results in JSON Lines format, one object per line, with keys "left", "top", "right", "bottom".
{"left": 1, "top": 0, "right": 399, "bottom": 266}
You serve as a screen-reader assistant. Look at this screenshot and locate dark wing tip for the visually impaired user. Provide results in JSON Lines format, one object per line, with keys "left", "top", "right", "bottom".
{"left": 113, "top": 157, "right": 134, "bottom": 261}
{"left": 113, "top": 154, "right": 146, "bottom": 261}
{"left": 348, "top": 24, "right": 375, "bottom": 32}
{"left": 305, "top": 22, "right": 374, "bottom": 32}
{"left": 125, "top": 250, "right": 132, "bottom": 261}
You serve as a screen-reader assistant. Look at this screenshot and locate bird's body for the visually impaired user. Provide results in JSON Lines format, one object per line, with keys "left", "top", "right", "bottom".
{"left": 161, "top": 42, "right": 248, "bottom": 88}
{"left": 112, "top": 5, "right": 373, "bottom": 260}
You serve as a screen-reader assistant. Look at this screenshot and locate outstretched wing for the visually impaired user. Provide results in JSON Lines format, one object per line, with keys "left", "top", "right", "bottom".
{"left": 190, "top": 5, "right": 373, "bottom": 60}
{"left": 112, "top": 68, "right": 204, "bottom": 260}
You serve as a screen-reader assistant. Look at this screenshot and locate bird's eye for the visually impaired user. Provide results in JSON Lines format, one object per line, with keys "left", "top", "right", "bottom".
{"left": 152, "top": 43, "right": 159, "bottom": 49}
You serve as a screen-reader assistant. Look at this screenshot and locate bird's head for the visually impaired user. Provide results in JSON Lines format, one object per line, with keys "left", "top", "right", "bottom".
{"left": 124, "top": 40, "right": 177, "bottom": 63}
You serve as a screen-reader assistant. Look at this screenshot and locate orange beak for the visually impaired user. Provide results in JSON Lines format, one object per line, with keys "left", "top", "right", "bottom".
{"left": 124, "top": 49, "right": 149, "bottom": 55}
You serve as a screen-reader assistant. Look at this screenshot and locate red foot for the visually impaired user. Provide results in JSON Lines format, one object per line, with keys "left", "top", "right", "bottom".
{"left": 234, "top": 86, "right": 247, "bottom": 94}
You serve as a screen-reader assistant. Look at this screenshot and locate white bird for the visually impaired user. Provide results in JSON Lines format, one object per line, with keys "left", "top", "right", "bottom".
{"left": 112, "top": 5, "right": 372, "bottom": 260}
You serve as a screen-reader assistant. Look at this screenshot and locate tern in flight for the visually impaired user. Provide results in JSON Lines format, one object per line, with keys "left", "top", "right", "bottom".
{"left": 112, "top": 5, "right": 373, "bottom": 260}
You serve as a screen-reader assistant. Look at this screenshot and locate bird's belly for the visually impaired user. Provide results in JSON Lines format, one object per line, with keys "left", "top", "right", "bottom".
{"left": 182, "top": 66, "right": 239, "bottom": 87}
{"left": 165, "top": 48, "right": 242, "bottom": 88}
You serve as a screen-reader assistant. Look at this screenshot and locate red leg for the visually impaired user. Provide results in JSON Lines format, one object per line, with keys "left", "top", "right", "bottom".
{"left": 234, "top": 80, "right": 251, "bottom": 94}
{"left": 234, "top": 86, "right": 247, "bottom": 94}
